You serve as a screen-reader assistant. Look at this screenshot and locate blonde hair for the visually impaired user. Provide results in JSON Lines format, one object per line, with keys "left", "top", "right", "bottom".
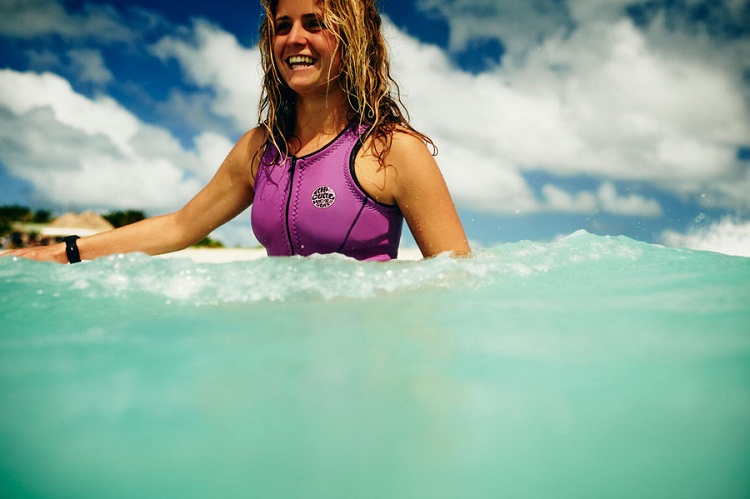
{"left": 258, "top": 0, "right": 435, "bottom": 165}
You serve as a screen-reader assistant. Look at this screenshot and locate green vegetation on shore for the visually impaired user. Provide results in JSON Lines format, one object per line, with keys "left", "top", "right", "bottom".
{"left": 0, "top": 205, "right": 52, "bottom": 235}
{"left": 1, "top": 205, "right": 224, "bottom": 248}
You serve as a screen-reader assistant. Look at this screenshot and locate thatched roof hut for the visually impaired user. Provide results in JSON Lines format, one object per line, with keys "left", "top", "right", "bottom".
{"left": 42, "top": 211, "right": 115, "bottom": 237}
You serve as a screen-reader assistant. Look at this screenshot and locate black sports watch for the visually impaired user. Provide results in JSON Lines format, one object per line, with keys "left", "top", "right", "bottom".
{"left": 63, "top": 235, "right": 81, "bottom": 264}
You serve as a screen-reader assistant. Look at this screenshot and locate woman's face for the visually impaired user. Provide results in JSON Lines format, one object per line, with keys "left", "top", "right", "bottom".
{"left": 272, "top": 0, "right": 343, "bottom": 97}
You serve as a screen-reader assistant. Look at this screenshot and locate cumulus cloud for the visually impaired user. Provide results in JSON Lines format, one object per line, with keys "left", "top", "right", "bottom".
{"left": 0, "top": 69, "right": 224, "bottom": 211}
{"left": 596, "top": 182, "right": 662, "bottom": 216}
{"left": 540, "top": 182, "right": 662, "bottom": 216}
{"left": 151, "top": 20, "right": 263, "bottom": 132}
{"left": 662, "top": 218, "right": 750, "bottom": 257}
{"left": 386, "top": 1, "right": 750, "bottom": 215}
{"left": 67, "top": 48, "right": 113, "bottom": 85}
{"left": 417, "top": 0, "right": 571, "bottom": 56}
{"left": 0, "top": 0, "right": 134, "bottom": 42}
{"left": 387, "top": 20, "right": 671, "bottom": 216}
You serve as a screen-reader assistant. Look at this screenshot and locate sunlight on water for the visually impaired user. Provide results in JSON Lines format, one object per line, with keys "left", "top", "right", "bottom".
{"left": 1, "top": 232, "right": 749, "bottom": 498}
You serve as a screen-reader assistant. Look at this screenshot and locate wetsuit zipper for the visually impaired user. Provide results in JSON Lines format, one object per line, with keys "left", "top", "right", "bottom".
{"left": 285, "top": 157, "right": 297, "bottom": 255}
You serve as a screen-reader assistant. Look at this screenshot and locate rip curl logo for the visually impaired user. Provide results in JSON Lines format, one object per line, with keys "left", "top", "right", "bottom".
{"left": 311, "top": 186, "right": 336, "bottom": 209}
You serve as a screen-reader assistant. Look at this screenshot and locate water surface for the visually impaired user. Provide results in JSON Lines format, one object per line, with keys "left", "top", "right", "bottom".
{"left": 2, "top": 232, "right": 749, "bottom": 498}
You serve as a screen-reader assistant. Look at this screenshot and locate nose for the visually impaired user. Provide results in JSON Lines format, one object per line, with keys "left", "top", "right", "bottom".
{"left": 287, "top": 22, "right": 307, "bottom": 46}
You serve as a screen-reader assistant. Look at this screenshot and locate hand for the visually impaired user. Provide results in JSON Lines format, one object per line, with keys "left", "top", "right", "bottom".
{"left": 1, "top": 243, "right": 68, "bottom": 264}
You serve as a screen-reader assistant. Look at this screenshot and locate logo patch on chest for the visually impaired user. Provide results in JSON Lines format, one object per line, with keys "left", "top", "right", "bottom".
{"left": 311, "top": 186, "right": 336, "bottom": 209}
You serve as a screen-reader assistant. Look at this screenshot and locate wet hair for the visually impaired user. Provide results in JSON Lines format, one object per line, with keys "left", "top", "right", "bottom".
{"left": 257, "top": 0, "right": 435, "bottom": 165}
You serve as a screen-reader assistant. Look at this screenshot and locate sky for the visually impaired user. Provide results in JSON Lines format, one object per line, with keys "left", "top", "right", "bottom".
{"left": 1, "top": 0, "right": 749, "bottom": 255}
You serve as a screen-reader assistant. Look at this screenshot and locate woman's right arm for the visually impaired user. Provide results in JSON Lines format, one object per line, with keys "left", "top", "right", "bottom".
{"left": 5, "top": 127, "right": 266, "bottom": 264}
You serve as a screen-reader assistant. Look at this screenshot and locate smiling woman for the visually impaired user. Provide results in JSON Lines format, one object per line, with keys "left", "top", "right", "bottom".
{"left": 5, "top": 0, "right": 470, "bottom": 264}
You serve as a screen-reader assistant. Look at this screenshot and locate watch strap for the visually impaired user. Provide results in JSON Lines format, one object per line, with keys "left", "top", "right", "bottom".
{"left": 63, "top": 235, "right": 81, "bottom": 264}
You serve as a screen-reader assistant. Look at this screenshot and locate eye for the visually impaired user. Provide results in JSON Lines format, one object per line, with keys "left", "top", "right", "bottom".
{"left": 305, "top": 18, "right": 325, "bottom": 32}
{"left": 275, "top": 20, "right": 291, "bottom": 35}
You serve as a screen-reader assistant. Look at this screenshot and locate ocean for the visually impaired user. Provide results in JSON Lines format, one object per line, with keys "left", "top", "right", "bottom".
{"left": 1, "top": 231, "right": 749, "bottom": 498}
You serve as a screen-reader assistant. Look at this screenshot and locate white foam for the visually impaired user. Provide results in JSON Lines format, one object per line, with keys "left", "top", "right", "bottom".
{"left": 155, "top": 246, "right": 424, "bottom": 263}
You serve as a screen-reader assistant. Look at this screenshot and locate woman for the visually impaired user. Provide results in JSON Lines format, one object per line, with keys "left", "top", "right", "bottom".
{"left": 7, "top": 0, "right": 469, "bottom": 264}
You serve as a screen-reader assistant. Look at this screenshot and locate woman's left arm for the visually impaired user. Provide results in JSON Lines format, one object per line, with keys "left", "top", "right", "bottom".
{"left": 389, "top": 132, "right": 471, "bottom": 258}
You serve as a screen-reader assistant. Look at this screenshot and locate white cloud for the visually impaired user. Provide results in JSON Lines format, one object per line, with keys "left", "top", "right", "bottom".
{"left": 0, "top": 69, "right": 139, "bottom": 152}
{"left": 437, "top": 142, "right": 539, "bottom": 215}
{"left": 192, "top": 131, "right": 236, "bottom": 180}
{"left": 385, "top": 9, "right": 750, "bottom": 215}
{"left": 417, "top": 0, "right": 570, "bottom": 56}
{"left": 24, "top": 48, "right": 62, "bottom": 70}
{"left": 566, "top": 0, "right": 635, "bottom": 24}
{"left": 541, "top": 185, "right": 597, "bottom": 213}
{"left": 662, "top": 218, "right": 750, "bottom": 257}
{"left": 540, "top": 182, "right": 662, "bottom": 216}
{"left": 596, "top": 182, "right": 662, "bottom": 217}
{"left": 0, "top": 69, "right": 222, "bottom": 212}
{"left": 0, "top": 0, "right": 133, "bottom": 42}
{"left": 67, "top": 49, "right": 113, "bottom": 85}
{"left": 151, "top": 20, "right": 263, "bottom": 132}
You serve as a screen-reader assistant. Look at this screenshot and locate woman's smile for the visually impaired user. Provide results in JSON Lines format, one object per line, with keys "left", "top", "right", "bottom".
{"left": 286, "top": 55, "right": 317, "bottom": 70}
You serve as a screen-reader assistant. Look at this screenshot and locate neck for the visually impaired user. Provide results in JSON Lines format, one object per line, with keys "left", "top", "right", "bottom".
{"left": 292, "top": 88, "right": 350, "bottom": 154}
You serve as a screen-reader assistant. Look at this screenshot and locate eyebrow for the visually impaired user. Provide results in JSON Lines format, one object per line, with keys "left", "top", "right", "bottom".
{"left": 275, "top": 13, "right": 321, "bottom": 23}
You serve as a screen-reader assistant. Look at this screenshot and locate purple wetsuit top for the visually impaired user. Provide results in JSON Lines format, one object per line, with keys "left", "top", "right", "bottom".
{"left": 251, "top": 123, "right": 403, "bottom": 261}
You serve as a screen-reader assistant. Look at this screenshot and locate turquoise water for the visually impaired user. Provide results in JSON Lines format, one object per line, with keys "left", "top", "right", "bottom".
{"left": 1, "top": 231, "right": 749, "bottom": 498}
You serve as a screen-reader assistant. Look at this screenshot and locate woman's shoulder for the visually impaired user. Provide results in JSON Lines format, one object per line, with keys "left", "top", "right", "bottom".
{"left": 383, "top": 126, "right": 435, "bottom": 166}
{"left": 239, "top": 126, "right": 269, "bottom": 149}
{"left": 392, "top": 126, "right": 430, "bottom": 145}
{"left": 215, "top": 126, "right": 269, "bottom": 182}
{"left": 232, "top": 126, "right": 269, "bottom": 164}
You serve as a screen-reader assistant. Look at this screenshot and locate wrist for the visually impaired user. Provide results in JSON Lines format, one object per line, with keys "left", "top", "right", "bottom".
{"left": 62, "top": 235, "right": 81, "bottom": 264}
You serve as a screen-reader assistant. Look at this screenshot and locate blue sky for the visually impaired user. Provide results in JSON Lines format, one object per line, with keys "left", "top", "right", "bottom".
{"left": 1, "top": 0, "right": 749, "bottom": 254}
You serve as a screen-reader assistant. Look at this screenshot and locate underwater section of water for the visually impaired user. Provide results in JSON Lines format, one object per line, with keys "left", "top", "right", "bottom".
{"left": 1, "top": 232, "right": 749, "bottom": 498}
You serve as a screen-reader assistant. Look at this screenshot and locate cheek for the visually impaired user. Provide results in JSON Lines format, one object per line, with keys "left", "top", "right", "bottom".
{"left": 330, "top": 53, "right": 343, "bottom": 76}
{"left": 272, "top": 38, "right": 285, "bottom": 64}
{"left": 323, "top": 37, "right": 342, "bottom": 70}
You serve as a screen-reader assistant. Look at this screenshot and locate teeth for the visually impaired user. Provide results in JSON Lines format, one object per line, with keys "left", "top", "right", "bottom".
{"left": 288, "top": 55, "right": 316, "bottom": 66}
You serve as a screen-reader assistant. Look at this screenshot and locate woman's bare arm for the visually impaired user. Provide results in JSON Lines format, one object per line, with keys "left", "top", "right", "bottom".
{"left": 5, "top": 127, "right": 265, "bottom": 264}
{"left": 387, "top": 132, "right": 470, "bottom": 258}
